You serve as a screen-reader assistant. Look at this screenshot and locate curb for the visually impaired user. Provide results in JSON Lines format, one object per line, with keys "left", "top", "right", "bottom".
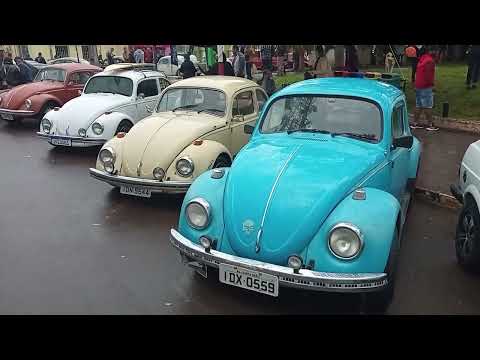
{"left": 408, "top": 114, "right": 480, "bottom": 135}
{"left": 414, "top": 186, "right": 461, "bottom": 210}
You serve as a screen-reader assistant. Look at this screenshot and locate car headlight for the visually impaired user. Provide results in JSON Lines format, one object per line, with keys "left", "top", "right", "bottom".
{"left": 41, "top": 118, "right": 52, "bottom": 134}
{"left": 99, "top": 147, "right": 116, "bottom": 166}
{"left": 328, "top": 223, "right": 363, "bottom": 259}
{"left": 185, "top": 198, "right": 211, "bottom": 230}
{"left": 25, "top": 99, "right": 32, "bottom": 110}
{"left": 78, "top": 128, "right": 86, "bottom": 137}
{"left": 176, "top": 157, "right": 194, "bottom": 177}
{"left": 92, "top": 122, "right": 104, "bottom": 135}
{"left": 153, "top": 167, "right": 165, "bottom": 181}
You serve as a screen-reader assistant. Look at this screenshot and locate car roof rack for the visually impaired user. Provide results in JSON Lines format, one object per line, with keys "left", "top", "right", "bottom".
{"left": 104, "top": 63, "right": 158, "bottom": 73}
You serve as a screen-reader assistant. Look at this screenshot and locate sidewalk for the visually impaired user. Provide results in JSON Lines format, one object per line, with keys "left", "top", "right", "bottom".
{"left": 413, "top": 128, "right": 478, "bottom": 195}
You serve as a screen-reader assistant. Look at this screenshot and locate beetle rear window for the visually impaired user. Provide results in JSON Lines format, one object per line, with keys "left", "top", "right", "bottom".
{"left": 261, "top": 96, "right": 382, "bottom": 142}
{"left": 157, "top": 87, "right": 226, "bottom": 116}
{"left": 84, "top": 76, "right": 133, "bottom": 97}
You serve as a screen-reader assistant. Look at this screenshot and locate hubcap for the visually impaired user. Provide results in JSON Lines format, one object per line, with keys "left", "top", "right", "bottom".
{"left": 458, "top": 213, "right": 476, "bottom": 257}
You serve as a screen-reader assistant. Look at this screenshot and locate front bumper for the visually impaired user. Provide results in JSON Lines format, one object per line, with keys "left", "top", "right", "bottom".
{"left": 89, "top": 168, "right": 191, "bottom": 194}
{"left": 170, "top": 228, "right": 388, "bottom": 293}
{"left": 0, "top": 108, "right": 36, "bottom": 120}
{"left": 37, "top": 132, "right": 107, "bottom": 147}
{"left": 450, "top": 183, "right": 464, "bottom": 204}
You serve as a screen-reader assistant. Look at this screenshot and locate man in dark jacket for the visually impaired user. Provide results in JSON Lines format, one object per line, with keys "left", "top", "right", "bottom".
{"left": 35, "top": 52, "right": 47, "bottom": 64}
{"left": 15, "top": 57, "right": 33, "bottom": 84}
{"left": 178, "top": 54, "right": 197, "bottom": 79}
{"left": 466, "top": 45, "right": 480, "bottom": 89}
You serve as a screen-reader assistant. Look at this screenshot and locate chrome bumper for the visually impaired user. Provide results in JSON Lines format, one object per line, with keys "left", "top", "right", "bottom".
{"left": 170, "top": 228, "right": 388, "bottom": 293}
{"left": 37, "top": 132, "right": 107, "bottom": 147}
{"left": 89, "top": 168, "right": 191, "bottom": 194}
{"left": 0, "top": 108, "right": 35, "bottom": 119}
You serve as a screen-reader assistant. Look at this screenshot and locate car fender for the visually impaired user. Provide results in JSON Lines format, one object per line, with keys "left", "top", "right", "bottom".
{"left": 178, "top": 168, "right": 231, "bottom": 247}
{"left": 165, "top": 140, "right": 232, "bottom": 182}
{"left": 464, "top": 183, "right": 480, "bottom": 208}
{"left": 29, "top": 93, "right": 62, "bottom": 114}
{"left": 305, "top": 187, "right": 401, "bottom": 273}
{"left": 408, "top": 136, "right": 421, "bottom": 180}
{"left": 86, "top": 111, "right": 134, "bottom": 138}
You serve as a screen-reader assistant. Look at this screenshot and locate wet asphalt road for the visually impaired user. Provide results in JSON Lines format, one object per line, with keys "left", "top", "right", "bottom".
{"left": 1, "top": 118, "right": 480, "bottom": 314}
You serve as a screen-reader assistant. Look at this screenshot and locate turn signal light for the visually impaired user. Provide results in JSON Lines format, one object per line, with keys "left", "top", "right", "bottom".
{"left": 117, "top": 132, "right": 126, "bottom": 138}
{"left": 193, "top": 140, "right": 203, "bottom": 146}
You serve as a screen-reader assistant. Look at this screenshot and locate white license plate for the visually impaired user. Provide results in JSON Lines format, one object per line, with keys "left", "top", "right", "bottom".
{"left": 1, "top": 114, "right": 14, "bottom": 121}
{"left": 51, "top": 138, "right": 72, "bottom": 146}
{"left": 120, "top": 185, "right": 151, "bottom": 198}
{"left": 219, "top": 263, "right": 279, "bottom": 297}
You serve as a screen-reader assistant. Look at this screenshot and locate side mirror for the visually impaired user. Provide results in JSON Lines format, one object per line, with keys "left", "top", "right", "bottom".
{"left": 244, "top": 124, "right": 254, "bottom": 134}
{"left": 137, "top": 93, "right": 145, "bottom": 100}
{"left": 392, "top": 135, "right": 413, "bottom": 149}
{"left": 232, "top": 114, "right": 244, "bottom": 122}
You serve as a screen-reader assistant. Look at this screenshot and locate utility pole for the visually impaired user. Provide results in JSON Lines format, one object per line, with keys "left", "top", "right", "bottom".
{"left": 88, "top": 45, "right": 99, "bottom": 66}
{"left": 334, "top": 45, "right": 345, "bottom": 70}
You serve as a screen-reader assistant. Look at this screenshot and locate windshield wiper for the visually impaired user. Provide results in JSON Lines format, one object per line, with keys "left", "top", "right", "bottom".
{"left": 172, "top": 104, "right": 198, "bottom": 112}
{"left": 287, "top": 128, "right": 332, "bottom": 135}
{"left": 331, "top": 132, "right": 377, "bottom": 141}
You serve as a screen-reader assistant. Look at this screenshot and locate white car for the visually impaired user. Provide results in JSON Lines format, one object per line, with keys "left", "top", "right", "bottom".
{"left": 451, "top": 140, "right": 480, "bottom": 271}
{"left": 37, "top": 64, "right": 171, "bottom": 147}
{"left": 156, "top": 55, "right": 199, "bottom": 76}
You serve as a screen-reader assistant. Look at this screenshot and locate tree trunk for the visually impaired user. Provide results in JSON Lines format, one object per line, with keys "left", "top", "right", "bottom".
{"left": 297, "top": 46, "right": 305, "bottom": 72}
{"left": 88, "top": 45, "right": 99, "bottom": 67}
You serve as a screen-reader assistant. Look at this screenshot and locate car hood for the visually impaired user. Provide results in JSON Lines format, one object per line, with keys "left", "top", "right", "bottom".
{"left": 52, "top": 94, "right": 132, "bottom": 135}
{"left": 0, "top": 81, "right": 63, "bottom": 109}
{"left": 120, "top": 111, "right": 226, "bottom": 178}
{"left": 223, "top": 136, "right": 385, "bottom": 263}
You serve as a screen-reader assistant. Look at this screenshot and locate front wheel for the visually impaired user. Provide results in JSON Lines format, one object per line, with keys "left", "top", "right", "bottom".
{"left": 455, "top": 200, "right": 480, "bottom": 272}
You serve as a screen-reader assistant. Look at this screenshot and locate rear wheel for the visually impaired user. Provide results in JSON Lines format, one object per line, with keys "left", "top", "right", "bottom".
{"left": 455, "top": 200, "right": 480, "bottom": 272}
{"left": 212, "top": 154, "right": 231, "bottom": 169}
{"left": 115, "top": 120, "right": 133, "bottom": 135}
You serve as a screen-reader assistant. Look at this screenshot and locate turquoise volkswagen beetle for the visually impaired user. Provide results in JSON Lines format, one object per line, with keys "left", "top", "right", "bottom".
{"left": 170, "top": 77, "right": 421, "bottom": 310}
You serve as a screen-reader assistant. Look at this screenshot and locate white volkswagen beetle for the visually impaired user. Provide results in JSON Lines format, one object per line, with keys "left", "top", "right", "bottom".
{"left": 37, "top": 64, "right": 171, "bottom": 147}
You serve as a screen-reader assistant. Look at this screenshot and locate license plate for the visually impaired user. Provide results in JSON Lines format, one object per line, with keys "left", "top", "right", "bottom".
{"left": 51, "top": 138, "right": 72, "bottom": 146}
{"left": 219, "top": 263, "right": 278, "bottom": 297}
{"left": 120, "top": 185, "right": 151, "bottom": 198}
{"left": 1, "top": 114, "right": 14, "bottom": 121}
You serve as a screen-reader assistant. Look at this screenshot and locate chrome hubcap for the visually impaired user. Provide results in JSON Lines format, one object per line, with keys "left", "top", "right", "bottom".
{"left": 458, "top": 213, "right": 476, "bottom": 257}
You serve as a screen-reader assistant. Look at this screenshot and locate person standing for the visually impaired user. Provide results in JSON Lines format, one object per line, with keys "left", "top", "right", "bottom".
{"left": 134, "top": 47, "right": 144, "bottom": 63}
{"left": 35, "top": 52, "right": 46, "bottom": 64}
{"left": 122, "top": 47, "right": 129, "bottom": 62}
{"left": 410, "top": 46, "right": 439, "bottom": 131}
{"left": 14, "top": 57, "right": 33, "bottom": 84}
{"left": 106, "top": 48, "right": 115, "bottom": 65}
{"left": 128, "top": 48, "right": 135, "bottom": 63}
{"left": 232, "top": 45, "right": 246, "bottom": 77}
{"left": 406, "top": 45, "right": 419, "bottom": 83}
{"left": 466, "top": 45, "right": 480, "bottom": 90}
{"left": 178, "top": 54, "right": 197, "bottom": 79}
{"left": 260, "top": 69, "right": 276, "bottom": 96}
{"left": 145, "top": 47, "right": 153, "bottom": 63}
{"left": 0, "top": 49, "right": 6, "bottom": 89}
{"left": 245, "top": 46, "right": 255, "bottom": 80}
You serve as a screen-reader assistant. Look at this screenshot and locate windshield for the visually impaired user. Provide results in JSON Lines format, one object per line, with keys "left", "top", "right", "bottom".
{"left": 34, "top": 68, "right": 66, "bottom": 82}
{"left": 156, "top": 87, "right": 226, "bottom": 116}
{"left": 260, "top": 96, "right": 382, "bottom": 142}
{"left": 83, "top": 76, "right": 133, "bottom": 96}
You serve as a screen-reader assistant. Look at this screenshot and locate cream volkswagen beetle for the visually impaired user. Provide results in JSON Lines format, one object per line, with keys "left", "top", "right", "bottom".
{"left": 89, "top": 76, "right": 268, "bottom": 197}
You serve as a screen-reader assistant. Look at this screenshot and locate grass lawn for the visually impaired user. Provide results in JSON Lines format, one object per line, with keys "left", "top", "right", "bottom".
{"left": 274, "top": 64, "right": 479, "bottom": 120}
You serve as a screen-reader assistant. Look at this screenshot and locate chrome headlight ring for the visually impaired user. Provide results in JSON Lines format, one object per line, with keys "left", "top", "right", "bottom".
{"left": 41, "top": 118, "right": 52, "bottom": 134}
{"left": 92, "top": 122, "right": 104, "bottom": 135}
{"left": 99, "top": 146, "right": 116, "bottom": 165}
{"left": 185, "top": 197, "right": 211, "bottom": 230}
{"left": 176, "top": 156, "right": 194, "bottom": 177}
{"left": 328, "top": 222, "right": 364, "bottom": 260}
